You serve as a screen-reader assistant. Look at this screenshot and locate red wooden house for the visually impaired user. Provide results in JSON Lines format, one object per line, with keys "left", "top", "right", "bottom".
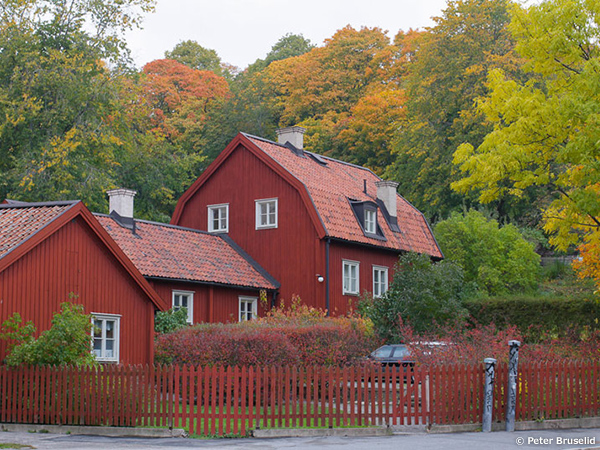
{"left": 0, "top": 200, "right": 167, "bottom": 364}
{"left": 95, "top": 190, "right": 279, "bottom": 324}
{"left": 171, "top": 127, "right": 443, "bottom": 315}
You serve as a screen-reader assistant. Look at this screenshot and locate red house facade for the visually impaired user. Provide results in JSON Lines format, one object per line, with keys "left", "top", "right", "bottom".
{"left": 96, "top": 197, "right": 279, "bottom": 324}
{"left": 0, "top": 201, "right": 167, "bottom": 364}
{"left": 172, "top": 127, "right": 442, "bottom": 315}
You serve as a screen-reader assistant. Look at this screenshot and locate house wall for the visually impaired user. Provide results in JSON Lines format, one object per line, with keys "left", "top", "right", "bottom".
{"left": 0, "top": 217, "right": 156, "bottom": 364}
{"left": 149, "top": 280, "right": 267, "bottom": 323}
{"left": 175, "top": 144, "right": 323, "bottom": 307}
{"left": 328, "top": 241, "right": 400, "bottom": 316}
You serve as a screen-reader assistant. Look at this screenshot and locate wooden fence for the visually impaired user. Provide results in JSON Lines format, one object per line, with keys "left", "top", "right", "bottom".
{"left": 0, "top": 360, "right": 599, "bottom": 436}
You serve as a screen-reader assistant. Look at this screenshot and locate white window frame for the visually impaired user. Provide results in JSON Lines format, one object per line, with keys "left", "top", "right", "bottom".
{"left": 172, "top": 290, "right": 194, "bottom": 324}
{"left": 207, "top": 203, "right": 229, "bottom": 233}
{"left": 364, "top": 208, "right": 376, "bottom": 234}
{"left": 372, "top": 265, "right": 389, "bottom": 298}
{"left": 255, "top": 198, "right": 278, "bottom": 229}
{"left": 91, "top": 313, "right": 121, "bottom": 363}
{"left": 239, "top": 296, "right": 258, "bottom": 322}
{"left": 342, "top": 260, "right": 360, "bottom": 295}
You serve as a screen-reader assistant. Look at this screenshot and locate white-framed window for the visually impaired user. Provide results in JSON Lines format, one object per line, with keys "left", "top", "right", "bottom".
{"left": 373, "top": 265, "right": 389, "bottom": 298}
{"left": 364, "top": 208, "right": 376, "bottom": 234}
{"left": 172, "top": 290, "right": 194, "bottom": 324}
{"left": 255, "top": 198, "right": 278, "bottom": 229}
{"left": 343, "top": 260, "right": 360, "bottom": 295}
{"left": 239, "top": 296, "right": 258, "bottom": 322}
{"left": 92, "top": 313, "right": 121, "bottom": 363}
{"left": 207, "top": 203, "right": 229, "bottom": 233}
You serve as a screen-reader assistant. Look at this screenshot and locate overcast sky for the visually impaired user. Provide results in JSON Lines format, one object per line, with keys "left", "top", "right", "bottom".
{"left": 125, "top": 0, "right": 449, "bottom": 70}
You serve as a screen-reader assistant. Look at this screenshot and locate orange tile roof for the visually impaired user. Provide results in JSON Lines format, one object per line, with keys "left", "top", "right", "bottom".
{"left": 0, "top": 202, "right": 75, "bottom": 259}
{"left": 246, "top": 136, "right": 442, "bottom": 258}
{"left": 96, "top": 215, "right": 279, "bottom": 290}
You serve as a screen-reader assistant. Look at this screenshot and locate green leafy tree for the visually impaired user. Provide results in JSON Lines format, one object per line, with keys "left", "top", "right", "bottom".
{"left": 451, "top": 0, "right": 600, "bottom": 288}
{"left": 0, "top": 303, "right": 96, "bottom": 367}
{"left": 165, "top": 40, "right": 226, "bottom": 77}
{"left": 434, "top": 210, "right": 540, "bottom": 295}
{"left": 386, "top": 0, "right": 525, "bottom": 221}
{"left": 155, "top": 308, "right": 189, "bottom": 334}
{"left": 359, "top": 253, "right": 468, "bottom": 341}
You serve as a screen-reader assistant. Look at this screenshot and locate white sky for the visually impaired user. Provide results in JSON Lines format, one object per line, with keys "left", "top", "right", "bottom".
{"left": 125, "top": 0, "right": 449, "bottom": 70}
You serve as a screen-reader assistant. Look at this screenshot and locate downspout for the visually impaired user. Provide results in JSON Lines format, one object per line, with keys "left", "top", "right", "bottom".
{"left": 326, "top": 237, "right": 330, "bottom": 317}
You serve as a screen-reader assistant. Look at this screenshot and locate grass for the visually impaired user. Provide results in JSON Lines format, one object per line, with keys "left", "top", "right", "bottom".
{"left": 143, "top": 403, "right": 371, "bottom": 438}
{"left": 0, "top": 445, "right": 35, "bottom": 449}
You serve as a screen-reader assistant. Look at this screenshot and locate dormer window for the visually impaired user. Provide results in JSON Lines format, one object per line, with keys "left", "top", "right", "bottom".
{"left": 364, "top": 208, "right": 376, "bottom": 234}
{"left": 348, "top": 199, "right": 386, "bottom": 240}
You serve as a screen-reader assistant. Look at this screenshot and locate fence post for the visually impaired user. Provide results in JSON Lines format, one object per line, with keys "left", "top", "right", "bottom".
{"left": 482, "top": 358, "right": 497, "bottom": 432}
{"left": 506, "top": 340, "right": 521, "bottom": 432}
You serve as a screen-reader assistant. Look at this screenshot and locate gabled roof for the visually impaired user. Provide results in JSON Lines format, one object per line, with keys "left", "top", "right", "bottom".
{"left": 96, "top": 215, "right": 279, "bottom": 291}
{"left": 0, "top": 201, "right": 168, "bottom": 311}
{"left": 172, "top": 133, "right": 442, "bottom": 258}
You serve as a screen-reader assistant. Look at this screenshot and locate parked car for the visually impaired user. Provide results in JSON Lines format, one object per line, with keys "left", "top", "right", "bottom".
{"left": 368, "top": 344, "right": 415, "bottom": 370}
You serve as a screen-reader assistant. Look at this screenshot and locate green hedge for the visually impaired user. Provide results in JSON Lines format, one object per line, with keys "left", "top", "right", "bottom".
{"left": 464, "top": 295, "right": 600, "bottom": 341}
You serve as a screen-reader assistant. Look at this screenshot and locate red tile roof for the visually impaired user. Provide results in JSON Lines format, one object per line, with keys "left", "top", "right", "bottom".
{"left": 246, "top": 135, "right": 442, "bottom": 258}
{"left": 0, "top": 202, "right": 75, "bottom": 259}
{"left": 96, "top": 215, "right": 279, "bottom": 290}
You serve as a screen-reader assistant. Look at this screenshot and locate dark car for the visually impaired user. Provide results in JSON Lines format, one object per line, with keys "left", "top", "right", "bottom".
{"left": 369, "top": 344, "right": 415, "bottom": 370}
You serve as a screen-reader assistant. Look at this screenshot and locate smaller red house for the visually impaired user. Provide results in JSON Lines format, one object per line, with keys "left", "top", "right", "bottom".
{"left": 96, "top": 189, "right": 279, "bottom": 324}
{"left": 0, "top": 200, "right": 167, "bottom": 365}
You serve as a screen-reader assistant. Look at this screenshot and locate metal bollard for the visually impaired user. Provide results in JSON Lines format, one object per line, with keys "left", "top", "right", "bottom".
{"left": 482, "top": 358, "right": 497, "bottom": 432}
{"left": 506, "top": 340, "right": 521, "bottom": 432}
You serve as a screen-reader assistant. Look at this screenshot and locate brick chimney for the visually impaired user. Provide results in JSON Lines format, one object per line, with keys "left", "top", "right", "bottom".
{"left": 107, "top": 189, "right": 136, "bottom": 219}
{"left": 375, "top": 181, "right": 399, "bottom": 219}
{"left": 276, "top": 126, "right": 306, "bottom": 150}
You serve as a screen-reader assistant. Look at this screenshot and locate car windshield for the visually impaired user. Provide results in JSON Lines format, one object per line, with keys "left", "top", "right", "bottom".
{"left": 371, "top": 346, "right": 394, "bottom": 358}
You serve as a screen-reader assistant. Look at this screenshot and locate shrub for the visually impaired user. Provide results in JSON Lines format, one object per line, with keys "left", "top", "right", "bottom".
{"left": 463, "top": 295, "right": 600, "bottom": 342}
{"left": 155, "top": 300, "right": 378, "bottom": 366}
{"left": 434, "top": 210, "right": 540, "bottom": 295}
{"left": 0, "top": 302, "right": 96, "bottom": 367}
{"left": 359, "top": 252, "right": 468, "bottom": 341}
{"left": 155, "top": 307, "right": 189, "bottom": 334}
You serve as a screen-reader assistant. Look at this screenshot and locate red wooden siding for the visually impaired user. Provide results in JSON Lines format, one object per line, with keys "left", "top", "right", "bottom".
{"left": 149, "top": 280, "right": 267, "bottom": 323}
{"left": 176, "top": 144, "right": 323, "bottom": 306}
{"left": 328, "top": 241, "right": 399, "bottom": 315}
{"left": 0, "top": 217, "right": 156, "bottom": 364}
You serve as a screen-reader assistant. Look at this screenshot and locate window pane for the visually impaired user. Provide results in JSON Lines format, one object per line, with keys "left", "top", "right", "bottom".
{"left": 93, "top": 339, "right": 102, "bottom": 355}
{"left": 105, "top": 321, "right": 114, "bottom": 339}
{"left": 94, "top": 320, "right": 102, "bottom": 337}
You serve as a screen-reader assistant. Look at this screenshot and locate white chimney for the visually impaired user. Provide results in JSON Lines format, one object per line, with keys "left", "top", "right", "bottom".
{"left": 276, "top": 126, "right": 306, "bottom": 150}
{"left": 107, "top": 189, "right": 136, "bottom": 219}
{"left": 375, "top": 181, "right": 399, "bottom": 219}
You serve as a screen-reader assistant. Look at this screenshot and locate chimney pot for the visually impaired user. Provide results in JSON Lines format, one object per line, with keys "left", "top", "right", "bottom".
{"left": 107, "top": 189, "right": 136, "bottom": 219}
{"left": 375, "top": 181, "right": 399, "bottom": 219}
{"left": 276, "top": 126, "right": 306, "bottom": 150}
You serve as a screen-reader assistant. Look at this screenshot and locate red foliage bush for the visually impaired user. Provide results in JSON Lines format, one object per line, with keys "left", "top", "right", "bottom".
{"left": 155, "top": 300, "right": 378, "bottom": 366}
{"left": 398, "top": 318, "right": 600, "bottom": 366}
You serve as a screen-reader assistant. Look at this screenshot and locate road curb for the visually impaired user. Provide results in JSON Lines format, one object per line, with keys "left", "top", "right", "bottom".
{"left": 252, "top": 426, "right": 393, "bottom": 438}
{"left": 0, "top": 423, "right": 187, "bottom": 438}
{"left": 426, "top": 417, "right": 600, "bottom": 434}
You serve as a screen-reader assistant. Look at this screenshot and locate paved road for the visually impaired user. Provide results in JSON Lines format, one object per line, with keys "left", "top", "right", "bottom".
{"left": 1, "top": 428, "right": 600, "bottom": 450}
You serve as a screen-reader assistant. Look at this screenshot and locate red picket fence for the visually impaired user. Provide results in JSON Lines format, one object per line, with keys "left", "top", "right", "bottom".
{"left": 0, "top": 360, "right": 599, "bottom": 435}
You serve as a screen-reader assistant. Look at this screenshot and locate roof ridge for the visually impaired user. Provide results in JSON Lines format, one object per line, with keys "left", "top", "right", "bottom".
{"left": 244, "top": 133, "right": 381, "bottom": 178}
{"left": 0, "top": 200, "right": 80, "bottom": 209}
{"left": 94, "top": 213, "right": 220, "bottom": 237}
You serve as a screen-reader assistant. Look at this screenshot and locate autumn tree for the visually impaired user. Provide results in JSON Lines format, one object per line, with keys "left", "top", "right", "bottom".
{"left": 385, "top": 0, "right": 523, "bottom": 221}
{"left": 452, "top": 0, "right": 600, "bottom": 289}
{"left": 262, "top": 26, "right": 404, "bottom": 172}
{"left": 0, "top": 0, "right": 156, "bottom": 212}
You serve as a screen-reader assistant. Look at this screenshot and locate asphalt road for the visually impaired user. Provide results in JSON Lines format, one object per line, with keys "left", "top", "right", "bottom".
{"left": 2, "top": 428, "right": 600, "bottom": 450}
